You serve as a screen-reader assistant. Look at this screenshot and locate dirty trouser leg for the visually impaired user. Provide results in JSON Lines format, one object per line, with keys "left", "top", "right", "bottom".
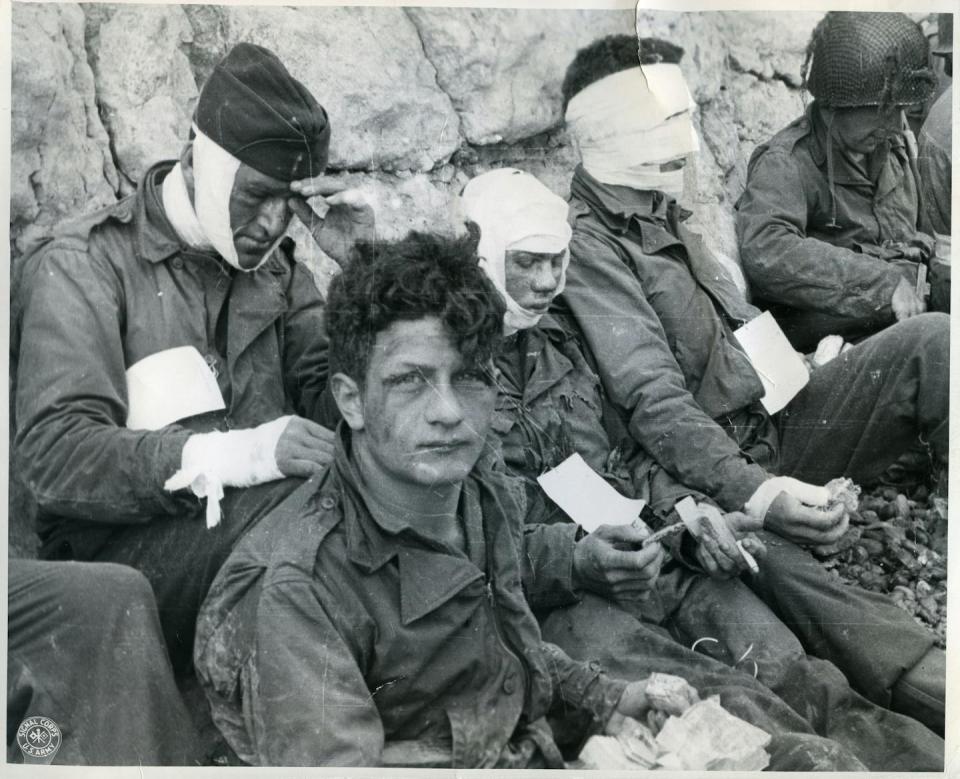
{"left": 779, "top": 312, "right": 948, "bottom": 484}
{"left": 538, "top": 593, "right": 866, "bottom": 771}
{"left": 7, "top": 560, "right": 202, "bottom": 765}
{"left": 746, "top": 533, "right": 936, "bottom": 705}
{"left": 45, "top": 478, "right": 305, "bottom": 673}
{"left": 665, "top": 574, "right": 943, "bottom": 771}
{"left": 762, "top": 313, "right": 947, "bottom": 724}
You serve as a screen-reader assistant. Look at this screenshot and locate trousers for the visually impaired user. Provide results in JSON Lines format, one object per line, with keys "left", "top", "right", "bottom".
{"left": 39, "top": 477, "right": 305, "bottom": 672}
{"left": 7, "top": 560, "right": 202, "bottom": 765}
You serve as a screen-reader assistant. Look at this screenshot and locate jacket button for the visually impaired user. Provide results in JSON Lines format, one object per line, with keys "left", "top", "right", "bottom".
{"left": 320, "top": 496, "right": 336, "bottom": 510}
{"left": 502, "top": 671, "right": 517, "bottom": 695}
{"left": 172, "top": 257, "right": 184, "bottom": 270}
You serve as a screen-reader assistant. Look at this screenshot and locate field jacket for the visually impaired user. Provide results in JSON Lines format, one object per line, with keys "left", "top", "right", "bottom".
{"left": 194, "top": 431, "right": 626, "bottom": 766}
{"left": 13, "top": 161, "right": 330, "bottom": 535}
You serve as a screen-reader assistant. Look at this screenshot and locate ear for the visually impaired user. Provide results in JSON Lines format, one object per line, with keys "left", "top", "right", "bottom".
{"left": 330, "top": 372, "right": 365, "bottom": 431}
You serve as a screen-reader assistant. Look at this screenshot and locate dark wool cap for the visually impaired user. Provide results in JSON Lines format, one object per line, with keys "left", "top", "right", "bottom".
{"left": 195, "top": 43, "right": 330, "bottom": 181}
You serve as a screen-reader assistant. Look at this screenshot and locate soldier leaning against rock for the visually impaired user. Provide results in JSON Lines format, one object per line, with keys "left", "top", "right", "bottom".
{"left": 12, "top": 42, "right": 372, "bottom": 672}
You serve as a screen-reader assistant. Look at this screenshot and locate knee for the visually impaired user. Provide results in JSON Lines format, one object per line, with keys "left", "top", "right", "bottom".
{"left": 896, "top": 312, "right": 949, "bottom": 357}
{"left": 55, "top": 561, "right": 158, "bottom": 618}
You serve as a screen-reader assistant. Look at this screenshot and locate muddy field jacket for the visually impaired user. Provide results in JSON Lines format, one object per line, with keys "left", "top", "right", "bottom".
{"left": 918, "top": 88, "right": 952, "bottom": 236}
{"left": 194, "top": 433, "right": 626, "bottom": 767}
{"left": 492, "top": 313, "right": 710, "bottom": 520}
{"left": 13, "top": 161, "right": 330, "bottom": 533}
{"left": 562, "top": 167, "right": 775, "bottom": 514}
{"left": 736, "top": 103, "right": 926, "bottom": 325}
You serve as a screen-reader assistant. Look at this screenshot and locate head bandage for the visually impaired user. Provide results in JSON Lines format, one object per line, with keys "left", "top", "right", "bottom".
{"left": 461, "top": 168, "right": 572, "bottom": 334}
{"left": 565, "top": 64, "right": 700, "bottom": 197}
{"left": 162, "top": 127, "right": 282, "bottom": 272}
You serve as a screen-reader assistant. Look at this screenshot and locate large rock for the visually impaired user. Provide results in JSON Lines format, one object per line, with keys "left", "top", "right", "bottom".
{"left": 10, "top": 3, "right": 118, "bottom": 252}
{"left": 407, "top": 8, "right": 634, "bottom": 145}
{"left": 214, "top": 5, "right": 461, "bottom": 172}
{"left": 86, "top": 4, "right": 199, "bottom": 185}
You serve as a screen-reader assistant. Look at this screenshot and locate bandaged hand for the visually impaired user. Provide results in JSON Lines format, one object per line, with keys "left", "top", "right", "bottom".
{"left": 748, "top": 476, "right": 847, "bottom": 547}
{"left": 572, "top": 523, "right": 663, "bottom": 606}
{"left": 164, "top": 416, "right": 334, "bottom": 528}
{"left": 289, "top": 175, "right": 375, "bottom": 264}
{"left": 608, "top": 673, "right": 699, "bottom": 734}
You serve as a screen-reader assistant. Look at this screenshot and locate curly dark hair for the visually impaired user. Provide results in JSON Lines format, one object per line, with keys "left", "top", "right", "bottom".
{"left": 561, "top": 35, "right": 685, "bottom": 110}
{"left": 325, "top": 231, "right": 506, "bottom": 386}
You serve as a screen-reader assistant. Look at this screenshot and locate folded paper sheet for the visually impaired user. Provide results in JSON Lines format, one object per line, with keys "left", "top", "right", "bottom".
{"left": 126, "top": 346, "right": 226, "bottom": 430}
{"left": 537, "top": 453, "right": 646, "bottom": 532}
{"left": 733, "top": 311, "right": 809, "bottom": 414}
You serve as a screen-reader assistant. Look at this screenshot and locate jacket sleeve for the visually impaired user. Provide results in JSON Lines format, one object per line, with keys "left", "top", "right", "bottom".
{"left": 918, "top": 118, "right": 952, "bottom": 236}
{"left": 521, "top": 522, "right": 583, "bottom": 610}
{"left": 252, "top": 574, "right": 385, "bottom": 766}
{"left": 540, "top": 641, "right": 626, "bottom": 724}
{"left": 736, "top": 148, "right": 903, "bottom": 319}
{"left": 563, "top": 231, "right": 770, "bottom": 512}
{"left": 282, "top": 259, "right": 332, "bottom": 424}
{"left": 14, "top": 243, "right": 194, "bottom": 522}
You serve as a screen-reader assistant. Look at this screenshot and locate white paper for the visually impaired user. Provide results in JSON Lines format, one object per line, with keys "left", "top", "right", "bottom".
{"left": 734, "top": 311, "right": 809, "bottom": 414}
{"left": 536, "top": 453, "right": 646, "bottom": 532}
{"left": 126, "top": 346, "right": 226, "bottom": 430}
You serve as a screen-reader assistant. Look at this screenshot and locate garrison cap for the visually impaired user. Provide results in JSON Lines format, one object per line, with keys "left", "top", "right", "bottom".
{"left": 195, "top": 43, "right": 331, "bottom": 181}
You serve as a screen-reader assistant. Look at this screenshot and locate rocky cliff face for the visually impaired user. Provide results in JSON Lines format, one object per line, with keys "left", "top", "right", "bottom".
{"left": 9, "top": 4, "right": 827, "bottom": 554}
{"left": 11, "top": 4, "right": 827, "bottom": 281}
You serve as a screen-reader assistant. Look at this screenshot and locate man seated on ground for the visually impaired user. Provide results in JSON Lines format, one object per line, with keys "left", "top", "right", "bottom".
{"left": 12, "top": 42, "right": 372, "bottom": 671}
{"left": 736, "top": 12, "right": 939, "bottom": 349}
{"left": 8, "top": 560, "right": 201, "bottom": 765}
{"left": 558, "top": 33, "right": 948, "bottom": 735}
{"left": 193, "top": 233, "right": 872, "bottom": 770}
{"left": 460, "top": 166, "right": 944, "bottom": 771}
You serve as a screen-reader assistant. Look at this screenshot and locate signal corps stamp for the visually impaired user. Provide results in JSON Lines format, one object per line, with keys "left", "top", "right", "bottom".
{"left": 16, "top": 716, "right": 62, "bottom": 761}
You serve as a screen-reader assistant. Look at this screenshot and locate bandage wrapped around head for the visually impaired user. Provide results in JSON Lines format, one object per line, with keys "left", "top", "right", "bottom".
{"left": 461, "top": 168, "right": 573, "bottom": 334}
{"left": 165, "top": 42, "right": 331, "bottom": 271}
{"left": 565, "top": 64, "right": 700, "bottom": 197}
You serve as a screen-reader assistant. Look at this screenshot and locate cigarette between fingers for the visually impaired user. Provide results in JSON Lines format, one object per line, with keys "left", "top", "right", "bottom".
{"left": 736, "top": 540, "right": 760, "bottom": 574}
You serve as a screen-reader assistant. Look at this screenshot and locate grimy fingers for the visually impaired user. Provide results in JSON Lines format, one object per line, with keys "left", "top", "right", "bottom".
{"left": 290, "top": 175, "right": 348, "bottom": 197}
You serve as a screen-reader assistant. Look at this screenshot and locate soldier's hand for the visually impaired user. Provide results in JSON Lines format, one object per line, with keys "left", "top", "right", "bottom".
{"left": 891, "top": 276, "right": 926, "bottom": 321}
{"left": 274, "top": 416, "right": 336, "bottom": 477}
{"left": 572, "top": 523, "right": 663, "bottom": 605}
{"left": 608, "top": 673, "right": 699, "bottom": 733}
{"left": 288, "top": 176, "right": 375, "bottom": 264}
{"left": 764, "top": 492, "right": 848, "bottom": 547}
{"left": 694, "top": 511, "right": 764, "bottom": 579}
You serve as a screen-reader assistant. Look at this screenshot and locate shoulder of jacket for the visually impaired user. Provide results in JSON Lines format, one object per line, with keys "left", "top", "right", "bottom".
{"left": 751, "top": 115, "right": 814, "bottom": 164}
{"left": 22, "top": 195, "right": 137, "bottom": 262}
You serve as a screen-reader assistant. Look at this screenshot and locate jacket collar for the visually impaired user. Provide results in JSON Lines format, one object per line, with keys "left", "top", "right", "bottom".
{"left": 335, "top": 427, "right": 487, "bottom": 625}
{"left": 137, "top": 160, "right": 202, "bottom": 264}
{"left": 569, "top": 165, "right": 688, "bottom": 256}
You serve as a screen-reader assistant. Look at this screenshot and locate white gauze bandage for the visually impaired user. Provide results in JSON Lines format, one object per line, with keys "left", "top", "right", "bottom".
{"left": 744, "top": 476, "right": 831, "bottom": 523}
{"left": 164, "top": 415, "right": 293, "bottom": 529}
{"left": 191, "top": 126, "right": 283, "bottom": 272}
{"left": 565, "top": 64, "right": 700, "bottom": 197}
{"left": 461, "top": 168, "right": 573, "bottom": 334}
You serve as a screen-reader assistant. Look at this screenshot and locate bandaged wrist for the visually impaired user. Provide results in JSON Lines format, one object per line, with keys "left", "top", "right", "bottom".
{"left": 164, "top": 416, "right": 293, "bottom": 528}
{"left": 744, "top": 476, "right": 830, "bottom": 522}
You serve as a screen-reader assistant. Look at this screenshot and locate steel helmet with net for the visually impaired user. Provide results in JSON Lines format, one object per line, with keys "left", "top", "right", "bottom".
{"left": 802, "top": 12, "right": 936, "bottom": 109}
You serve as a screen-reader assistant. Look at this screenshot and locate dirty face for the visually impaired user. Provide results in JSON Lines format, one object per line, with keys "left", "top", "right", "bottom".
{"left": 349, "top": 316, "right": 497, "bottom": 490}
{"left": 503, "top": 249, "right": 566, "bottom": 315}
{"left": 828, "top": 105, "right": 901, "bottom": 155}
{"left": 228, "top": 164, "right": 294, "bottom": 269}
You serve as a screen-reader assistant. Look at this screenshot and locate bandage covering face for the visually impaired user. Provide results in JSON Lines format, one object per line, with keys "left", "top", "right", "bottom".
{"left": 162, "top": 126, "right": 281, "bottom": 273}
{"left": 461, "top": 168, "right": 573, "bottom": 334}
{"left": 565, "top": 64, "right": 700, "bottom": 197}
